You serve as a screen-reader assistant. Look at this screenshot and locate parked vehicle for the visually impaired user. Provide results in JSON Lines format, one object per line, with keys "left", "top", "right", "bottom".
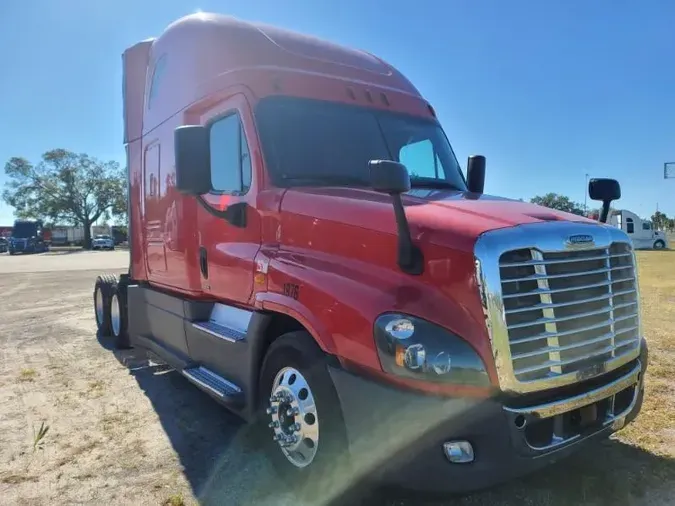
{"left": 8, "top": 219, "right": 49, "bottom": 254}
{"left": 610, "top": 209, "right": 669, "bottom": 250}
{"left": 92, "top": 234, "right": 115, "bottom": 250}
{"left": 0, "top": 237, "right": 7, "bottom": 253}
{"left": 111, "top": 225, "right": 128, "bottom": 245}
{"left": 51, "top": 226, "right": 85, "bottom": 246}
{"left": 92, "top": 13, "right": 648, "bottom": 498}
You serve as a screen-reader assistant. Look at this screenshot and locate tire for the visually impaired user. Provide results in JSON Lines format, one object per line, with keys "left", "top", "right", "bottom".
{"left": 256, "top": 331, "right": 362, "bottom": 504}
{"left": 107, "top": 281, "right": 131, "bottom": 349}
{"left": 93, "top": 274, "right": 117, "bottom": 337}
{"left": 654, "top": 240, "right": 665, "bottom": 250}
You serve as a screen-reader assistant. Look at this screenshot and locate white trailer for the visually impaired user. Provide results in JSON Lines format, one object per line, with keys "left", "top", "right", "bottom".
{"left": 609, "top": 210, "right": 669, "bottom": 249}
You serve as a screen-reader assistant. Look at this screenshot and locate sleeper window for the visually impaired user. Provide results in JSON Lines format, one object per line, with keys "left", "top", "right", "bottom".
{"left": 626, "top": 218, "right": 634, "bottom": 234}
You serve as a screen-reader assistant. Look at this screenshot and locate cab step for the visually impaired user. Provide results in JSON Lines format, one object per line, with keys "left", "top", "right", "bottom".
{"left": 191, "top": 303, "right": 250, "bottom": 343}
{"left": 192, "top": 320, "right": 246, "bottom": 342}
{"left": 182, "top": 366, "right": 244, "bottom": 405}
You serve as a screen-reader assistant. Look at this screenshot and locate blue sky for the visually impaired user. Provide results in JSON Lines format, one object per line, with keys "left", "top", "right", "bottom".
{"left": 1, "top": 0, "right": 673, "bottom": 224}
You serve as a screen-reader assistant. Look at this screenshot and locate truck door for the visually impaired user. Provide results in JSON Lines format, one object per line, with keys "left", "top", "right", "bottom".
{"left": 195, "top": 93, "right": 262, "bottom": 306}
{"left": 640, "top": 221, "right": 654, "bottom": 248}
{"left": 143, "top": 141, "right": 168, "bottom": 275}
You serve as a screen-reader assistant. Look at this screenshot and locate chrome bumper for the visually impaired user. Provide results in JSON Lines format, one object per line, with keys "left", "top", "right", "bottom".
{"left": 504, "top": 359, "right": 644, "bottom": 453}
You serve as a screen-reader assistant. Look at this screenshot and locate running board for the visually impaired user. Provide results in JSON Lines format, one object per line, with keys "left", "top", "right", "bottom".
{"left": 182, "top": 366, "right": 244, "bottom": 405}
{"left": 192, "top": 321, "right": 246, "bottom": 342}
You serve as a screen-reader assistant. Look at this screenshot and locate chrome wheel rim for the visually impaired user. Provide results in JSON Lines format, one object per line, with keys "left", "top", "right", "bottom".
{"left": 267, "top": 367, "right": 319, "bottom": 468}
{"left": 110, "top": 293, "right": 121, "bottom": 336}
{"left": 95, "top": 287, "right": 104, "bottom": 325}
{"left": 655, "top": 241, "right": 664, "bottom": 249}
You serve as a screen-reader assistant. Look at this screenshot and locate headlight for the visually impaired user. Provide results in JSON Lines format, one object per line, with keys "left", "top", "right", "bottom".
{"left": 374, "top": 313, "right": 490, "bottom": 387}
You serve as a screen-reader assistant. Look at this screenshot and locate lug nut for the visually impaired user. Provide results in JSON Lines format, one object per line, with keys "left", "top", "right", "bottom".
{"left": 290, "top": 423, "right": 301, "bottom": 432}
{"left": 269, "top": 421, "right": 279, "bottom": 428}
{"left": 266, "top": 406, "right": 277, "bottom": 415}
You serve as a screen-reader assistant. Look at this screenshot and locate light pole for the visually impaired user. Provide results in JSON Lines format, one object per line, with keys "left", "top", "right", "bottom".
{"left": 584, "top": 173, "right": 589, "bottom": 214}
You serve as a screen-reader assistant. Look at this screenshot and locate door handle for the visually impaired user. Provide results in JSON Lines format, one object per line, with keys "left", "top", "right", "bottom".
{"left": 199, "top": 246, "right": 208, "bottom": 279}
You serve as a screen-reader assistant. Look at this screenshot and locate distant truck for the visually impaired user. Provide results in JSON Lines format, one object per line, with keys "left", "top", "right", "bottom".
{"left": 91, "top": 13, "right": 648, "bottom": 499}
{"left": 8, "top": 219, "right": 49, "bottom": 254}
{"left": 51, "top": 226, "right": 85, "bottom": 246}
{"left": 610, "top": 210, "right": 669, "bottom": 250}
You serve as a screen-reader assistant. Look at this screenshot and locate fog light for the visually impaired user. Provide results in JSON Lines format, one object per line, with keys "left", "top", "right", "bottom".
{"left": 443, "top": 441, "right": 474, "bottom": 463}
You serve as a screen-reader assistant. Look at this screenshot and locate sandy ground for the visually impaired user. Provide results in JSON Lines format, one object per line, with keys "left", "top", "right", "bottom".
{"left": 0, "top": 251, "right": 673, "bottom": 506}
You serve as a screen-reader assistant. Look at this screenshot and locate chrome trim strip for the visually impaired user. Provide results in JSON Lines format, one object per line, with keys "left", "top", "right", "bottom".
{"left": 504, "top": 361, "right": 641, "bottom": 420}
{"left": 474, "top": 221, "right": 642, "bottom": 394}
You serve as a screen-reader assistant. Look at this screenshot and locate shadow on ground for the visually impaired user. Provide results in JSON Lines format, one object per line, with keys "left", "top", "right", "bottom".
{"left": 96, "top": 333, "right": 675, "bottom": 506}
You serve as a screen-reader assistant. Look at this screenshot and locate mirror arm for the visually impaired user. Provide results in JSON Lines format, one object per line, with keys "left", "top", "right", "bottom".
{"left": 599, "top": 201, "right": 611, "bottom": 224}
{"left": 391, "top": 194, "right": 424, "bottom": 275}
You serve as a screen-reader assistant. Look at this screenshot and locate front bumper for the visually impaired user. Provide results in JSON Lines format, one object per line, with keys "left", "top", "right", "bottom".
{"left": 328, "top": 338, "right": 648, "bottom": 494}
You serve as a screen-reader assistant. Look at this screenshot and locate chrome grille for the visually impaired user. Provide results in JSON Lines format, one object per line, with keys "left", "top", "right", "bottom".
{"left": 499, "top": 242, "right": 640, "bottom": 383}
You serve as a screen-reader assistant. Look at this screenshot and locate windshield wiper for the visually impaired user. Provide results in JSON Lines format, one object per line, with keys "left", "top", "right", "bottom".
{"left": 280, "top": 174, "right": 370, "bottom": 187}
{"left": 409, "top": 178, "right": 461, "bottom": 190}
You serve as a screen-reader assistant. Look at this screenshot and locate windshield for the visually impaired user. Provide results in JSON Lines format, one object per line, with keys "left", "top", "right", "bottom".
{"left": 95, "top": 235, "right": 111, "bottom": 239}
{"left": 12, "top": 222, "right": 38, "bottom": 238}
{"left": 255, "top": 96, "right": 467, "bottom": 190}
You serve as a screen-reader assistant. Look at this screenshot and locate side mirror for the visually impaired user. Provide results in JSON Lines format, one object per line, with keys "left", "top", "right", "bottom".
{"left": 368, "top": 160, "right": 422, "bottom": 275}
{"left": 588, "top": 178, "right": 621, "bottom": 223}
{"left": 369, "top": 160, "right": 411, "bottom": 195}
{"left": 174, "top": 125, "right": 212, "bottom": 195}
{"left": 466, "top": 155, "right": 486, "bottom": 194}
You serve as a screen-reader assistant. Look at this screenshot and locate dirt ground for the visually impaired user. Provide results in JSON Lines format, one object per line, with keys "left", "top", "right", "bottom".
{"left": 0, "top": 250, "right": 674, "bottom": 506}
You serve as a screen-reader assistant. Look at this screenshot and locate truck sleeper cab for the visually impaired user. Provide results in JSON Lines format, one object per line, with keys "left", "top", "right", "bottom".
{"left": 8, "top": 219, "right": 49, "bottom": 255}
{"left": 610, "top": 209, "right": 669, "bottom": 250}
{"left": 93, "top": 13, "right": 648, "bottom": 499}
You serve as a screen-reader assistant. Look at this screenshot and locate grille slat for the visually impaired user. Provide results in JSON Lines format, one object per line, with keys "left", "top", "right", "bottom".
{"left": 513, "top": 339, "right": 640, "bottom": 375}
{"left": 499, "top": 242, "right": 640, "bottom": 382}
{"left": 505, "top": 291, "right": 637, "bottom": 315}
{"left": 503, "top": 277, "right": 635, "bottom": 299}
{"left": 507, "top": 306, "right": 613, "bottom": 330}
{"left": 502, "top": 264, "right": 632, "bottom": 283}
{"left": 500, "top": 252, "right": 632, "bottom": 268}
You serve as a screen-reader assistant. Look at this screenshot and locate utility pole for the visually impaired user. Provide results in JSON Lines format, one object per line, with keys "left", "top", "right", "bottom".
{"left": 584, "top": 173, "right": 589, "bottom": 214}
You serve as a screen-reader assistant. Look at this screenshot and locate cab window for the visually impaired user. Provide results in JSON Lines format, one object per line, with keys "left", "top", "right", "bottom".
{"left": 209, "top": 113, "right": 252, "bottom": 194}
{"left": 148, "top": 55, "right": 167, "bottom": 109}
{"left": 399, "top": 139, "right": 445, "bottom": 179}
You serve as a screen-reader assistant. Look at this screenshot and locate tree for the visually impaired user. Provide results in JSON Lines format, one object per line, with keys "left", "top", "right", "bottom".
{"left": 530, "top": 193, "right": 585, "bottom": 216}
{"left": 2, "top": 149, "right": 126, "bottom": 248}
{"left": 650, "top": 211, "right": 669, "bottom": 231}
{"left": 587, "top": 206, "right": 617, "bottom": 222}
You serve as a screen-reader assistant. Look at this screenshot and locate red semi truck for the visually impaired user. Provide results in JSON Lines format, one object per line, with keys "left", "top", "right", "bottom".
{"left": 94, "top": 12, "right": 647, "bottom": 498}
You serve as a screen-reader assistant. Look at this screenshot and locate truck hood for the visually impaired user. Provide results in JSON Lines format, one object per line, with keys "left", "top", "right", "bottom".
{"left": 281, "top": 187, "right": 597, "bottom": 252}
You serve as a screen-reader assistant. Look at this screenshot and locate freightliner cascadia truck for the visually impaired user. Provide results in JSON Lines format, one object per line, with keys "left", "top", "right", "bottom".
{"left": 94, "top": 12, "right": 648, "bottom": 499}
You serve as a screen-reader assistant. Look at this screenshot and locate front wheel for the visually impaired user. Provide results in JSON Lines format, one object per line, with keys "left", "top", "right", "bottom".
{"left": 258, "top": 332, "right": 356, "bottom": 503}
{"left": 654, "top": 240, "right": 666, "bottom": 250}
